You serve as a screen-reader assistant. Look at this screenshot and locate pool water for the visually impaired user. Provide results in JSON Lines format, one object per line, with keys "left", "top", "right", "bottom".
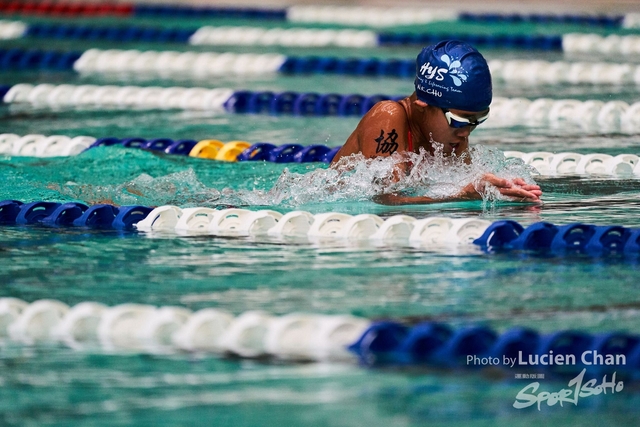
{"left": 1, "top": 10, "right": 640, "bottom": 427}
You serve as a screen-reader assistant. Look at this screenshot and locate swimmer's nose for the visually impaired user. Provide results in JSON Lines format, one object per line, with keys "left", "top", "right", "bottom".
{"left": 454, "top": 126, "right": 474, "bottom": 137}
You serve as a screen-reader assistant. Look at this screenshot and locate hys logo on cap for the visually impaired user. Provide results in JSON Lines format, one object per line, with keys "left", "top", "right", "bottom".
{"left": 419, "top": 54, "right": 468, "bottom": 87}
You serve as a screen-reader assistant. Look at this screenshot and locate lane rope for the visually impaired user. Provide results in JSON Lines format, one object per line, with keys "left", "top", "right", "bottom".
{"left": 4, "top": 20, "right": 640, "bottom": 53}
{"left": 1, "top": 297, "right": 639, "bottom": 377}
{"left": 2, "top": 133, "right": 640, "bottom": 177}
{"left": 10, "top": 46, "right": 640, "bottom": 90}
{"left": 4, "top": 46, "right": 640, "bottom": 83}
{"left": 3, "top": 82, "right": 640, "bottom": 133}
{"left": 1, "top": 3, "right": 635, "bottom": 29}
{"left": 2, "top": 200, "right": 640, "bottom": 256}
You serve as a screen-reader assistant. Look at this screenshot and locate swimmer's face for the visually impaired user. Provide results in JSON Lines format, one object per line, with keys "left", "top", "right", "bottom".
{"left": 418, "top": 102, "right": 488, "bottom": 156}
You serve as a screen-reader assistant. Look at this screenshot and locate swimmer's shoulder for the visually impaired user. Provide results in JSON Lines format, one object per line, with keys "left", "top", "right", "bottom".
{"left": 362, "top": 98, "right": 410, "bottom": 122}
{"left": 358, "top": 98, "right": 411, "bottom": 138}
{"left": 331, "top": 98, "right": 410, "bottom": 164}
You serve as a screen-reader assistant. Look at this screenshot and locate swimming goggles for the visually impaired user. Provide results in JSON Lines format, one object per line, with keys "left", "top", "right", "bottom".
{"left": 442, "top": 108, "right": 490, "bottom": 128}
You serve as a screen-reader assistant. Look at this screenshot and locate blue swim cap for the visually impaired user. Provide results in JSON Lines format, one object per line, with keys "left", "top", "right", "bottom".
{"left": 414, "top": 40, "right": 492, "bottom": 112}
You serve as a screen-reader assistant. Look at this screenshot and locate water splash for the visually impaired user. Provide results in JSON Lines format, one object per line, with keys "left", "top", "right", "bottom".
{"left": 48, "top": 145, "right": 538, "bottom": 208}
{"left": 228, "top": 143, "right": 538, "bottom": 207}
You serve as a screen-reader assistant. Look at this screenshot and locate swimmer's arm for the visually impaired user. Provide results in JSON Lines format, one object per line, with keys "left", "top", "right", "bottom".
{"left": 374, "top": 174, "right": 542, "bottom": 205}
{"left": 373, "top": 194, "right": 443, "bottom": 205}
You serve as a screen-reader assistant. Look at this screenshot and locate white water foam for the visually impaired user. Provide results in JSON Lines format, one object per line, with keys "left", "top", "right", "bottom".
{"left": 228, "top": 142, "right": 539, "bottom": 207}
{"left": 53, "top": 144, "right": 538, "bottom": 208}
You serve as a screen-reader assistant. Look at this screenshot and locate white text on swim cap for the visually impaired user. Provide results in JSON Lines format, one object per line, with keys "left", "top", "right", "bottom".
{"left": 416, "top": 83, "right": 443, "bottom": 98}
{"left": 419, "top": 62, "right": 448, "bottom": 81}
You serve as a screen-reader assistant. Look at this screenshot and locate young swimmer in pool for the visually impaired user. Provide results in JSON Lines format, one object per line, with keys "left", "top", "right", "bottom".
{"left": 331, "top": 40, "right": 542, "bottom": 205}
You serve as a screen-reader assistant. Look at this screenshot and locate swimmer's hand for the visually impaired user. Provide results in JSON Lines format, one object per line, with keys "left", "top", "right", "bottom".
{"left": 459, "top": 173, "right": 542, "bottom": 202}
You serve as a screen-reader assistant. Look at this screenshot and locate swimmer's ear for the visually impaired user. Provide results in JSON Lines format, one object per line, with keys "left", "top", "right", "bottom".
{"left": 413, "top": 99, "right": 429, "bottom": 109}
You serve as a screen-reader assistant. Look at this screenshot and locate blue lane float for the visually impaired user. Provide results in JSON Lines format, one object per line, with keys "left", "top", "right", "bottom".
{"left": 237, "top": 143, "right": 340, "bottom": 163}
{"left": 0, "top": 48, "right": 82, "bottom": 71}
{"left": 0, "top": 200, "right": 151, "bottom": 230}
{"left": 222, "top": 91, "right": 399, "bottom": 116}
{"left": 132, "top": 4, "right": 287, "bottom": 20}
{"left": 0, "top": 199, "right": 23, "bottom": 224}
{"left": 350, "top": 321, "right": 640, "bottom": 378}
{"left": 24, "top": 23, "right": 196, "bottom": 44}
{"left": 459, "top": 12, "right": 624, "bottom": 27}
{"left": 232, "top": 142, "right": 339, "bottom": 163}
{"left": 41, "top": 202, "right": 88, "bottom": 226}
{"left": 377, "top": 33, "right": 562, "bottom": 50}
{"left": 15, "top": 201, "right": 61, "bottom": 225}
{"left": 71, "top": 204, "right": 119, "bottom": 228}
{"left": 474, "top": 220, "right": 640, "bottom": 255}
{"left": 88, "top": 137, "right": 200, "bottom": 156}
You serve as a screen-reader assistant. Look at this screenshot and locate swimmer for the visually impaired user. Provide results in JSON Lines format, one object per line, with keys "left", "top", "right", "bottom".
{"left": 331, "top": 40, "right": 542, "bottom": 205}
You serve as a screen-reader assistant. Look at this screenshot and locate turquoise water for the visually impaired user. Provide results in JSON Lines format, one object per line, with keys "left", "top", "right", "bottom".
{"left": 2, "top": 12, "right": 640, "bottom": 427}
